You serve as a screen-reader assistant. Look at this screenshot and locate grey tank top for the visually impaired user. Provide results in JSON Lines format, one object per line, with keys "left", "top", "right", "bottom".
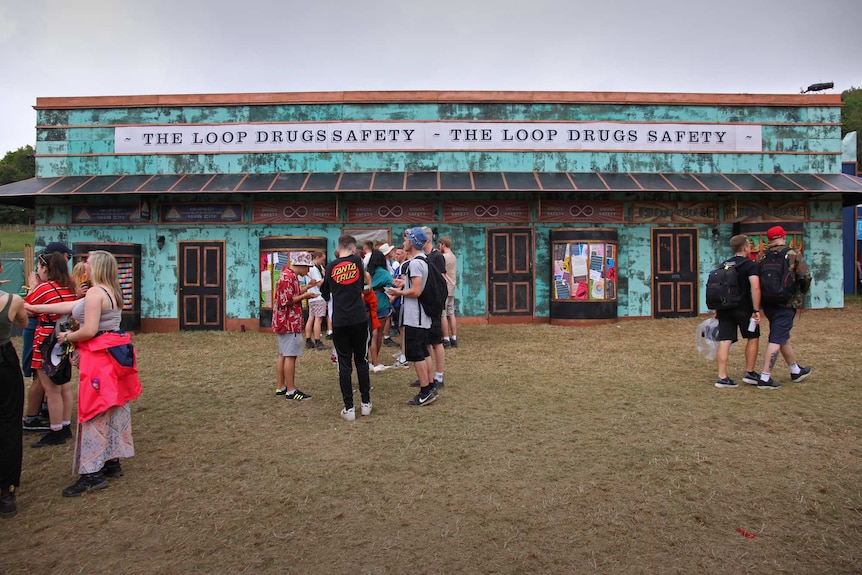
{"left": 0, "top": 291, "right": 13, "bottom": 345}
{"left": 72, "top": 286, "right": 122, "bottom": 331}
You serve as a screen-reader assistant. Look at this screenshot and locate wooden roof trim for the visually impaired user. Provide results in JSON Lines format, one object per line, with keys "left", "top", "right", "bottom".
{"left": 34, "top": 91, "right": 843, "bottom": 110}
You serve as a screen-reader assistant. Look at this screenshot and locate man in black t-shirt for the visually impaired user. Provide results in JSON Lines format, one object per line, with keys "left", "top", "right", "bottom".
{"left": 714, "top": 234, "right": 762, "bottom": 389}
{"left": 320, "top": 235, "right": 372, "bottom": 421}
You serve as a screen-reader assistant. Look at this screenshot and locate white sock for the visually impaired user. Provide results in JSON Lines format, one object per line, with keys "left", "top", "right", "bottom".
{"left": 435, "top": 372, "right": 443, "bottom": 382}
{"left": 50, "top": 424, "right": 62, "bottom": 431}
{"left": 789, "top": 364, "right": 801, "bottom": 374}
{"left": 443, "top": 337, "right": 450, "bottom": 343}
{"left": 760, "top": 372, "right": 771, "bottom": 382}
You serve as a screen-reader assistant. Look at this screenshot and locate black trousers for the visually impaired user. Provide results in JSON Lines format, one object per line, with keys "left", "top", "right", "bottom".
{"left": 0, "top": 341, "right": 24, "bottom": 490}
{"left": 332, "top": 321, "right": 371, "bottom": 409}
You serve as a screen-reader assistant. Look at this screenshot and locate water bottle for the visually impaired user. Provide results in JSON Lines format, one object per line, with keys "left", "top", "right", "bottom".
{"left": 748, "top": 317, "right": 757, "bottom": 332}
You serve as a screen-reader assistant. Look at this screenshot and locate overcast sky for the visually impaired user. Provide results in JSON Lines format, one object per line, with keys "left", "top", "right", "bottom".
{"left": 1, "top": 0, "right": 859, "bottom": 156}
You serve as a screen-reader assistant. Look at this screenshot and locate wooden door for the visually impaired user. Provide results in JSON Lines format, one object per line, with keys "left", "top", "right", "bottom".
{"left": 487, "top": 227, "right": 534, "bottom": 318}
{"left": 652, "top": 228, "right": 698, "bottom": 318}
{"left": 179, "top": 241, "right": 225, "bottom": 330}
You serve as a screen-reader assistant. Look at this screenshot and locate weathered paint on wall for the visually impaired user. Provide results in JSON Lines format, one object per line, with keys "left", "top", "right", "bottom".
{"left": 27, "top": 92, "right": 850, "bottom": 328}
{"left": 36, "top": 103, "right": 843, "bottom": 178}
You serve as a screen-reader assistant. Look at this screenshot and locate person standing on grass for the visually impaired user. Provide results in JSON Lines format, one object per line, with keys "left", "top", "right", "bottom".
{"left": 421, "top": 226, "right": 447, "bottom": 388}
{"left": 320, "top": 235, "right": 373, "bottom": 421}
{"left": 0, "top": 262, "right": 28, "bottom": 517}
{"left": 304, "top": 251, "right": 329, "bottom": 351}
{"left": 439, "top": 236, "right": 458, "bottom": 349}
{"left": 21, "top": 242, "right": 75, "bottom": 433}
{"left": 388, "top": 227, "right": 437, "bottom": 407}
{"left": 273, "top": 252, "right": 317, "bottom": 401}
{"left": 756, "top": 226, "right": 813, "bottom": 389}
{"left": 713, "top": 234, "right": 762, "bottom": 389}
{"left": 23, "top": 252, "right": 77, "bottom": 448}
{"left": 28, "top": 251, "right": 142, "bottom": 497}
{"left": 368, "top": 249, "right": 393, "bottom": 372}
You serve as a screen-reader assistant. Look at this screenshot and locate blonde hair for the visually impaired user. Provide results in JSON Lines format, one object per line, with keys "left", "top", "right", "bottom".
{"left": 87, "top": 251, "right": 123, "bottom": 307}
{"left": 71, "top": 261, "right": 87, "bottom": 283}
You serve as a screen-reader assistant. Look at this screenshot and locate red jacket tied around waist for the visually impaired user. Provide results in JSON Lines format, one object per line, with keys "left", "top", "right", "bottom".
{"left": 76, "top": 332, "right": 142, "bottom": 423}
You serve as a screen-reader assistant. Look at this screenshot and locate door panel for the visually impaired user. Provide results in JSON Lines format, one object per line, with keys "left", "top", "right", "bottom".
{"left": 487, "top": 228, "right": 534, "bottom": 316}
{"left": 652, "top": 228, "right": 698, "bottom": 318}
{"left": 179, "top": 241, "right": 225, "bottom": 330}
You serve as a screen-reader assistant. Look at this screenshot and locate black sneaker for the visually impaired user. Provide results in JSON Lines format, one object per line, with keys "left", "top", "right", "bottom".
{"left": 305, "top": 339, "right": 315, "bottom": 350}
{"left": 383, "top": 338, "right": 400, "bottom": 348}
{"left": 61, "top": 424, "right": 72, "bottom": 439}
{"left": 30, "top": 429, "right": 66, "bottom": 448}
{"left": 286, "top": 389, "right": 312, "bottom": 401}
{"left": 450, "top": 339, "right": 458, "bottom": 348}
{"left": 313, "top": 340, "right": 330, "bottom": 351}
{"left": 407, "top": 387, "right": 438, "bottom": 406}
{"left": 325, "top": 332, "right": 333, "bottom": 340}
{"left": 714, "top": 377, "right": 738, "bottom": 389}
{"left": 22, "top": 415, "right": 50, "bottom": 432}
{"left": 442, "top": 340, "right": 451, "bottom": 349}
{"left": 275, "top": 387, "right": 289, "bottom": 396}
{"left": 742, "top": 371, "right": 760, "bottom": 385}
{"left": 62, "top": 472, "right": 108, "bottom": 497}
{"left": 101, "top": 459, "right": 124, "bottom": 478}
{"left": 757, "top": 378, "right": 781, "bottom": 390}
{"left": 0, "top": 488, "right": 17, "bottom": 518}
{"left": 790, "top": 366, "right": 812, "bottom": 383}
{"left": 412, "top": 378, "right": 443, "bottom": 388}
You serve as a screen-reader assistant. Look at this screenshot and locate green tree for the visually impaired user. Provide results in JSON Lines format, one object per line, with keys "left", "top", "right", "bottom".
{"left": 0, "top": 145, "right": 36, "bottom": 224}
{"left": 842, "top": 87, "right": 862, "bottom": 169}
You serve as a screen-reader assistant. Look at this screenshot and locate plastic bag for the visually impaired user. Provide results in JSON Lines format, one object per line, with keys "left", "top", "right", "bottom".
{"left": 695, "top": 317, "right": 720, "bottom": 360}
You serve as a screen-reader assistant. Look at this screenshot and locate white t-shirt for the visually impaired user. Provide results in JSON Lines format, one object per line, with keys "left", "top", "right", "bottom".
{"left": 307, "top": 265, "right": 324, "bottom": 302}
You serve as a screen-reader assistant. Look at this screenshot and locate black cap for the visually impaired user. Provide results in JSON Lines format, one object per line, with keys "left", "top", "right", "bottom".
{"left": 43, "top": 242, "right": 75, "bottom": 256}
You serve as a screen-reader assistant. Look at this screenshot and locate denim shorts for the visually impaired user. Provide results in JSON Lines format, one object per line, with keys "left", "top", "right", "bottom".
{"left": 763, "top": 306, "right": 796, "bottom": 345}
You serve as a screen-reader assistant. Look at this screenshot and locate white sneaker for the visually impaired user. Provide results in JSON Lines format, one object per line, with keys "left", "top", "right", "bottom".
{"left": 340, "top": 407, "right": 355, "bottom": 421}
{"left": 360, "top": 402, "right": 372, "bottom": 416}
{"left": 371, "top": 364, "right": 388, "bottom": 373}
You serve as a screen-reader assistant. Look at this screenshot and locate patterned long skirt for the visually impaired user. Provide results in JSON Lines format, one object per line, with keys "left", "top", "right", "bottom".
{"left": 73, "top": 403, "right": 134, "bottom": 475}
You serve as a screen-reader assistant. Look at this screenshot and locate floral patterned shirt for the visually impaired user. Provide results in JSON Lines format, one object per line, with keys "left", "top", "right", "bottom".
{"left": 271, "top": 267, "right": 303, "bottom": 334}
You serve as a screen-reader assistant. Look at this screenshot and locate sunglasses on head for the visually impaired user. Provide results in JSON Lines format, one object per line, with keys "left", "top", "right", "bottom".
{"left": 37, "top": 254, "right": 48, "bottom": 266}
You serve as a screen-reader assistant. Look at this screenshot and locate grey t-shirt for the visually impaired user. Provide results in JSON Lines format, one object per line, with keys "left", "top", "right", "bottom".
{"left": 401, "top": 256, "right": 431, "bottom": 329}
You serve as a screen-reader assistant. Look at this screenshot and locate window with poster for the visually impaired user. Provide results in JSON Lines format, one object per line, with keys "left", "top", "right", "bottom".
{"left": 736, "top": 223, "right": 804, "bottom": 261}
{"left": 552, "top": 240, "right": 618, "bottom": 301}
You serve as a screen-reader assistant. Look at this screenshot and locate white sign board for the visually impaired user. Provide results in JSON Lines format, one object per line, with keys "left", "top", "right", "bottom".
{"left": 115, "top": 122, "right": 763, "bottom": 154}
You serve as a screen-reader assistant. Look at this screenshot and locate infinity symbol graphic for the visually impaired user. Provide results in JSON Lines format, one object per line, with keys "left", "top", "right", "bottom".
{"left": 569, "top": 205, "right": 595, "bottom": 218}
{"left": 378, "top": 206, "right": 404, "bottom": 218}
{"left": 282, "top": 206, "right": 309, "bottom": 218}
{"left": 473, "top": 205, "right": 500, "bottom": 217}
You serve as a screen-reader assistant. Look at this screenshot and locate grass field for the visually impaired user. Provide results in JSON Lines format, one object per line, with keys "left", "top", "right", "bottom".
{"left": 0, "top": 225, "right": 34, "bottom": 253}
{"left": 5, "top": 301, "right": 861, "bottom": 574}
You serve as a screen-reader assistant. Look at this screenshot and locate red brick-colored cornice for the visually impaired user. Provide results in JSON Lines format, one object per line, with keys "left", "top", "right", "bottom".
{"left": 34, "top": 91, "right": 843, "bottom": 110}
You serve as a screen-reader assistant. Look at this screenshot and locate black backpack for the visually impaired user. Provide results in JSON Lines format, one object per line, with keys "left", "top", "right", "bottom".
{"left": 40, "top": 318, "right": 73, "bottom": 385}
{"left": 411, "top": 253, "right": 447, "bottom": 319}
{"left": 705, "top": 259, "right": 742, "bottom": 310}
{"left": 759, "top": 247, "right": 796, "bottom": 305}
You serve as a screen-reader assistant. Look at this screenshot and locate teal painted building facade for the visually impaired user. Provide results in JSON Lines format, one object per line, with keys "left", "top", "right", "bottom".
{"left": 3, "top": 91, "right": 861, "bottom": 331}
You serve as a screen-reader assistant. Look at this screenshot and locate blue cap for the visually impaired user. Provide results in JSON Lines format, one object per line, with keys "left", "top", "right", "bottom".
{"left": 405, "top": 227, "right": 428, "bottom": 250}
{"left": 43, "top": 242, "right": 74, "bottom": 256}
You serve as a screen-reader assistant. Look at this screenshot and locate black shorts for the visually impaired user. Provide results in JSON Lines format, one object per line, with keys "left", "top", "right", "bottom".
{"left": 716, "top": 307, "right": 759, "bottom": 342}
{"left": 428, "top": 315, "right": 443, "bottom": 345}
{"left": 403, "top": 326, "right": 430, "bottom": 363}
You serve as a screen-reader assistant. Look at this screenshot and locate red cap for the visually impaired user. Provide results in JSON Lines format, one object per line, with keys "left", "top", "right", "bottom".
{"left": 767, "top": 226, "right": 786, "bottom": 241}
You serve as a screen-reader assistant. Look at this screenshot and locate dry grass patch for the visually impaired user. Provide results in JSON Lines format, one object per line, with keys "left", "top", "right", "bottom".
{"left": 5, "top": 301, "right": 862, "bottom": 574}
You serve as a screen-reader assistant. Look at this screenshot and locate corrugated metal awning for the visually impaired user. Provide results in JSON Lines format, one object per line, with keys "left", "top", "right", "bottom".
{"left": 2, "top": 172, "right": 861, "bottom": 205}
